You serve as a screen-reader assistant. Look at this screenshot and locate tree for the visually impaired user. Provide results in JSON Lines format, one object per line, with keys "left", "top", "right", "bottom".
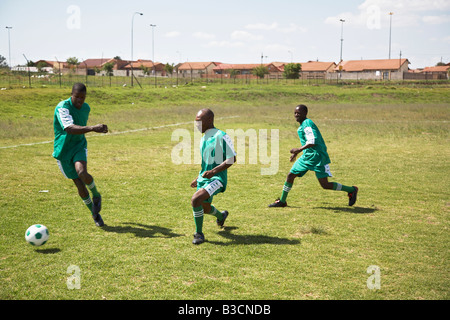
{"left": 66, "top": 57, "right": 80, "bottom": 73}
{"left": 140, "top": 65, "right": 150, "bottom": 76}
{"left": 252, "top": 65, "right": 269, "bottom": 79}
{"left": 0, "top": 55, "right": 8, "bottom": 68}
{"left": 164, "top": 63, "right": 174, "bottom": 77}
{"left": 102, "top": 61, "right": 115, "bottom": 87}
{"left": 36, "top": 61, "right": 48, "bottom": 72}
{"left": 283, "top": 63, "right": 302, "bottom": 79}
{"left": 102, "top": 62, "right": 115, "bottom": 77}
{"left": 229, "top": 69, "right": 238, "bottom": 78}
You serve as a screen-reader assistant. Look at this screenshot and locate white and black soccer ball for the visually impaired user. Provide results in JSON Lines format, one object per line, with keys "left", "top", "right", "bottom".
{"left": 25, "top": 224, "right": 49, "bottom": 246}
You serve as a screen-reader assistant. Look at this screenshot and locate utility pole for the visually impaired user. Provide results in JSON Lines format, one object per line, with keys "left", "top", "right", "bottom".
{"left": 389, "top": 12, "right": 394, "bottom": 59}
{"left": 150, "top": 24, "right": 157, "bottom": 88}
{"left": 5, "top": 26, "right": 12, "bottom": 69}
{"left": 131, "top": 12, "right": 143, "bottom": 87}
{"left": 339, "top": 19, "right": 345, "bottom": 62}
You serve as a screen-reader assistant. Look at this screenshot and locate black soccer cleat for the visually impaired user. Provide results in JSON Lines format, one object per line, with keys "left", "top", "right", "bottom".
{"left": 348, "top": 186, "right": 358, "bottom": 206}
{"left": 192, "top": 232, "right": 205, "bottom": 245}
{"left": 92, "top": 213, "right": 104, "bottom": 227}
{"left": 268, "top": 199, "right": 287, "bottom": 208}
{"left": 217, "top": 211, "right": 229, "bottom": 227}
{"left": 92, "top": 195, "right": 102, "bottom": 215}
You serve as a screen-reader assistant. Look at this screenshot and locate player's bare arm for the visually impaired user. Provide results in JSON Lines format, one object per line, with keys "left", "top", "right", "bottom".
{"left": 289, "top": 144, "right": 315, "bottom": 162}
{"left": 65, "top": 124, "right": 108, "bottom": 135}
{"left": 202, "top": 156, "right": 236, "bottom": 179}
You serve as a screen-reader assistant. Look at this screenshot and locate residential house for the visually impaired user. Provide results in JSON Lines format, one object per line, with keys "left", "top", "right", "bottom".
{"left": 421, "top": 65, "right": 449, "bottom": 79}
{"left": 78, "top": 58, "right": 131, "bottom": 76}
{"left": 33, "top": 60, "right": 57, "bottom": 73}
{"left": 334, "top": 59, "right": 410, "bottom": 80}
{"left": 122, "top": 59, "right": 167, "bottom": 77}
{"left": 178, "top": 62, "right": 220, "bottom": 78}
{"left": 212, "top": 63, "right": 283, "bottom": 79}
{"left": 300, "top": 61, "right": 337, "bottom": 79}
{"left": 33, "top": 60, "right": 69, "bottom": 73}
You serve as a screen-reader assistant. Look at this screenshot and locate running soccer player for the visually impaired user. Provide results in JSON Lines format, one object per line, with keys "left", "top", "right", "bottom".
{"left": 190, "top": 108, "right": 237, "bottom": 245}
{"left": 268, "top": 104, "right": 358, "bottom": 208}
{"left": 52, "top": 83, "right": 108, "bottom": 226}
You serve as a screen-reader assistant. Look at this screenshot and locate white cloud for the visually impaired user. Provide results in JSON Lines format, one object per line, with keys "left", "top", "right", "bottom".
{"left": 277, "top": 23, "right": 307, "bottom": 33}
{"left": 357, "top": 0, "right": 450, "bottom": 12}
{"left": 165, "top": 31, "right": 180, "bottom": 38}
{"left": 244, "top": 22, "right": 306, "bottom": 33}
{"left": 264, "top": 43, "right": 292, "bottom": 52}
{"left": 231, "top": 30, "right": 263, "bottom": 41}
{"left": 193, "top": 32, "right": 216, "bottom": 40}
{"left": 325, "top": 0, "right": 450, "bottom": 28}
{"left": 422, "top": 15, "right": 450, "bottom": 25}
{"left": 245, "top": 22, "right": 278, "bottom": 30}
{"left": 204, "top": 40, "right": 244, "bottom": 48}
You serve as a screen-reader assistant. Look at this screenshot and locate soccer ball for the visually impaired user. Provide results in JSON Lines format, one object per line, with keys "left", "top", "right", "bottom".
{"left": 25, "top": 224, "right": 49, "bottom": 246}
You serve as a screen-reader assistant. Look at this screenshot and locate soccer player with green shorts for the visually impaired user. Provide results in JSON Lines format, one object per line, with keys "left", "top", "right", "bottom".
{"left": 53, "top": 83, "right": 108, "bottom": 226}
{"left": 190, "top": 109, "right": 237, "bottom": 245}
{"left": 269, "top": 104, "right": 358, "bottom": 208}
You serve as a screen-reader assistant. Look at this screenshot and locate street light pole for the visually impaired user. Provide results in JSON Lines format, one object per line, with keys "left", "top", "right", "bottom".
{"left": 5, "top": 26, "right": 12, "bottom": 69}
{"left": 388, "top": 12, "right": 394, "bottom": 59}
{"left": 150, "top": 24, "right": 156, "bottom": 88}
{"left": 131, "top": 12, "right": 143, "bottom": 87}
{"left": 339, "top": 19, "right": 345, "bottom": 62}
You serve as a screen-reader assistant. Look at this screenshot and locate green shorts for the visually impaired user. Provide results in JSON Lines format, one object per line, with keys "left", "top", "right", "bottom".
{"left": 197, "top": 179, "right": 224, "bottom": 203}
{"left": 290, "top": 159, "right": 332, "bottom": 179}
{"left": 56, "top": 147, "right": 87, "bottom": 180}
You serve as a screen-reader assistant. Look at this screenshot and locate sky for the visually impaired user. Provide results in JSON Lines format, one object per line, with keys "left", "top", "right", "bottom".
{"left": 1, "top": 0, "right": 449, "bottom": 69}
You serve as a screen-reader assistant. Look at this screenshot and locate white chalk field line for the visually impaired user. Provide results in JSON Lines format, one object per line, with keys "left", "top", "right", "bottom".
{"left": 0, "top": 116, "right": 239, "bottom": 150}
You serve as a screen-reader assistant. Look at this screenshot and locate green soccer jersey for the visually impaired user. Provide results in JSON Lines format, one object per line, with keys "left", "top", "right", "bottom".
{"left": 52, "top": 97, "right": 90, "bottom": 161}
{"left": 197, "top": 128, "right": 236, "bottom": 191}
{"left": 298, "top": 118, "right": 330, "bottom": 167}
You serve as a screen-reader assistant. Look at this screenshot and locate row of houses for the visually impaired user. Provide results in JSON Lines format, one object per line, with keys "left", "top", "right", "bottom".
{"left": 17, "top": 58, "right": 450, "bottom": 80}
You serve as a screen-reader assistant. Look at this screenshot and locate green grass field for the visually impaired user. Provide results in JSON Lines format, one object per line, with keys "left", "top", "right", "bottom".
{"left": 0, "top": 83, "right": 449, "bottom": 300}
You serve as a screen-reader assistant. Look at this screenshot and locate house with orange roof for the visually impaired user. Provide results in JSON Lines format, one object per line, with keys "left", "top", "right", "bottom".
{"left": 122, "top": 59, "right": 166, "bottom": 77}
{"left": 212, "top": 63, "right": 284, "bottom": 79}
{"left": 421, "top": 65, "right": 449, "bottom": 79}
{"left": 298, "top": 61, "right": 337, "bottom": 80}
{"left": 406, "top": 64, "right": 449, "bottom": 80}
{"left": 177, "top": 62, "right": 220, "bottom": 78}
{"left": 334, "top": 59, "right": 410, "bottom": 80}
{"left": 78, "top": 58, "right": 135, "bottom": 76}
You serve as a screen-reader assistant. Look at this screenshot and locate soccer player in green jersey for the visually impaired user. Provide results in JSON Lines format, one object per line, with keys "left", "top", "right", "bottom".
{"left": 190, "top": 109, "right": 237, "bottom": 245}
{"left": 269, "top": 104, "right": 358, "bottom": 208}
{"left": 52, "top": 83, "right": 108, "bottom": 226}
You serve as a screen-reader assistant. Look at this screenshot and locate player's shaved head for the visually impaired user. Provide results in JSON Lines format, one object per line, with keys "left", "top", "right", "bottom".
{"left": 197, "top": 108, "right": 214, "bottom": 120}
{"left": 296, "top": 104, "right": 308, "bottom": 115}
{"left": 195, "top": 108, "right": 215, "bottom": 133}
{"left": 294, "top": 104, "right": 308, "bottom": 124}
{"left": 72, "top": 83, "right": 87, "bottom": 94}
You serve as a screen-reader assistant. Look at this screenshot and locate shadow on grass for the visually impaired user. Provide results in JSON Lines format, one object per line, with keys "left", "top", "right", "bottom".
{"left": 35, "top": 248, "right": 61, "bottom": 254}
{"left": 208, "top": 226, "right": 300, "bottom": 246}
{"left": 315, "top": 206, "right": 378, "bottom": 214}
{"left": 102, "top": 223, "right": 182, "bottom": 239}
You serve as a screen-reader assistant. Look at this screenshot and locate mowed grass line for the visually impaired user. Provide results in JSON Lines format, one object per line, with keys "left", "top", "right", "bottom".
{"left": 0, "top": 87, "right": 449, "bottom": 300}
